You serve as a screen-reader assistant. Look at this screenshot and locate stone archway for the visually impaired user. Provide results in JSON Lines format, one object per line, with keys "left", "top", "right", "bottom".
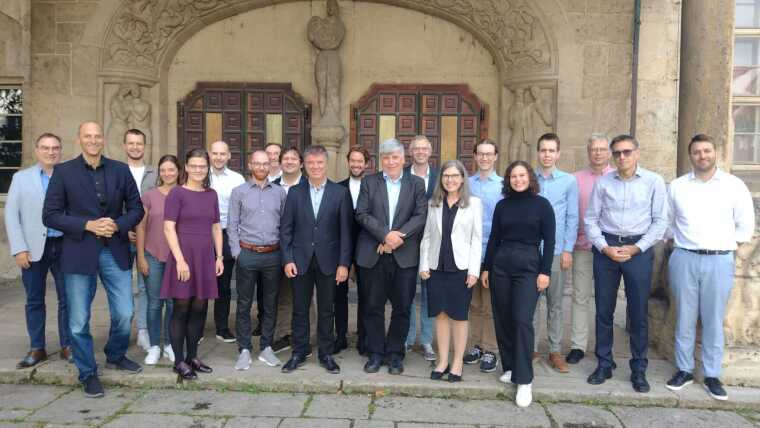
{"left": 96, "top": 0, "right": 559, "bottom": 167}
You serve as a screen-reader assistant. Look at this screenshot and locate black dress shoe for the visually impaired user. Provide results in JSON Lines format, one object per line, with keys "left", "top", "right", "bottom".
{"left": 430, "top": 365, "right": 450, "bottom": 380}
{"left": 631, "top": 371, "right": 650, "bottom": 393}
{"left": 282, "top": 354, "right": 307, "bottom": 373}
{"left": 447, "top": 373, "right": 462, "bottom": 382}
{"left": 587, "top": 366, "right": 613, "bottom": 385}
{"left": 319, "top": 355, "right": 341, "bottom": 374}
{"left": 17, "top": 349, "right": 48, "bottom": 369}
{"left": 189, "top": 358, "right": 212, "bottom": 374}
{"left": 388, "top": 357, "right": 404, "bottom": 375}
{"left": 332, "top": 338, "right": 348, "bottom": 355}
{"left": 565, "top": 349, "right": 585, "bottom": 364}
{"left": 364, "top": 355, "right": 383, "bottom": 373}
{"left": 173, "top": 361, "right": 197, "bottom": 380}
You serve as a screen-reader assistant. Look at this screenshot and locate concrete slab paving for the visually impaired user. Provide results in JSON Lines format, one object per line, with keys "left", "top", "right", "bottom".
{"left": 396, "top": 424, "right": 475, "bottom": 428}
{"left": 0, "top": 384, "right": 70, "bottom": 409}
{"left": 126, "top": 390, "right": 308, "bottom": 417}
{"left": 671, "top": 383, "right": 760, "bottom": 410}
{"left": 0, "top": 410, "right": 29, "bottom": 421}
{"left": 371, "top": 397, "right": 551, "bottom": 426}
{"left": 610, "top": 406, "right": 756, "bottom": 428}
{"left": 223, "top": 416, "right": 282, "bottom": 428}
{"left": 304, "top": 394, "right": 372, "bottom": 419}
{"left": 545, "top": 403, "right": 623, "bottom": 428}
{"left": 101, "top": 413, "right": 225, "bottom": 428}
{"left": 26, "top": 389, "right": 139, "bottom": 425}
{"left": 352, "top": 421, "right": 394, "bottom": 428}
{"left": 278, "top": 418, "right": 351, "bottom": 428}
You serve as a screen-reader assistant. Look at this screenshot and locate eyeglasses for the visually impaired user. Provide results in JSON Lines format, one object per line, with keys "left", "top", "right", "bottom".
{"left": 442, "top": 173, "right": 462, "bottom": 180}
{"left": 475, "top": 152, "right": 496, "bottom": 158}
{"left": 611, "top": 149, "right": 635, "bottom": 158}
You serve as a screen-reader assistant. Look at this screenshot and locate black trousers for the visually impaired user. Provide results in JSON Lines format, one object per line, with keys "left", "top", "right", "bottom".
{"left": 490, "top": 242, "right": 541, "bottom": 385}
{"left": 293, "top": 257, "right": 336, "bottom": 358}
{"left": 214, "top": 230, "right": 235, "bottom": 334}
{"left": 334, "top": 262, "right": 361, "bottom": 342}
{"left": 361, "top": 254, "right": 417, "bottom": 359}
{"left": 235, "top": 249, "right": 280, "bottom": 351}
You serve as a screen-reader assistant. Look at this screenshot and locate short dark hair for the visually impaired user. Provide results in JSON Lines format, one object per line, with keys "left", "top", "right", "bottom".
{"left": 474, "top": 139, "right": 498, "bottom": 155}
{"left": 688, "top": 133, "right": 715, "bottom": 153}
{"left": 609, "top": 134, "right": 639, "bottom": 150}
{"left": 35, "top": 132, "right": 61, "bottom": 147}
{"left": 502, "top": 160, "right": 540, "bottom": 196}
{"left": 537, "top": 133, "right": 560, "bottom": 151}
{"left": 303, "top": 144, "right": 328, "bottom": 160}
{"left": 156, "top": 154, "right": 181, "bottom": 186}
{"left": 346, "top": 145, "right": 371, "bottom": 163}
{"left": 123, "top": 129, "right": 146, "bottom": 144}
{"left": 183, "top": 148, "right": 211, "bottom": 189}
{"left": 279, "top": 146, "right": 302, "bottom": 163}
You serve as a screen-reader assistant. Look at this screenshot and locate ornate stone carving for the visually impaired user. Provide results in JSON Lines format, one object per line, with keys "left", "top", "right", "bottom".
{"left": 102, "top": 0, "right": 553, "bottom": 76}
{"left": 105, "top": 82, "right": 153, "bottom": 162}
{"left": 308, "top": 0, "right": 345, "bottom": 127}
{"left": 506, "top": 84, "right": 553, "bottom": 163}
{"left": 725, "top": 198, "right": 760, "bottom": 346}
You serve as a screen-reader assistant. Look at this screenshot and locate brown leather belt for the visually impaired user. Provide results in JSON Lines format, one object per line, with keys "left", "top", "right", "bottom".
{"left": 240, "top": 241, "right": 280, "bottom": 253}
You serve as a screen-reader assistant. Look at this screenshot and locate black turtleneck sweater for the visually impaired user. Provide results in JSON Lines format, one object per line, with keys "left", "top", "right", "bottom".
{"left": 483, "top": 190, "right": 556, "bottom": 275}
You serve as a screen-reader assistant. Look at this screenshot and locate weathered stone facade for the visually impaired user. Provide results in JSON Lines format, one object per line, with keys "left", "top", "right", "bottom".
{"left": 0, "top": 0, "right": 757, "bottom": 384}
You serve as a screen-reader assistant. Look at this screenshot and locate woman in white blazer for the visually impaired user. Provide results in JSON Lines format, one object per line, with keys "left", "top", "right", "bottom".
{"left": 419, "top": 160, "right": 482, "bottom": 382}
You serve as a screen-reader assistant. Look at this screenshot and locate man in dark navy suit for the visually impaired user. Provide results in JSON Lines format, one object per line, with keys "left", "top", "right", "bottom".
{"left": 43, "top": 121, "right": 144, "bottom": 398}
{"left": 279, "top": 145, "right": 353, "bottom": 374}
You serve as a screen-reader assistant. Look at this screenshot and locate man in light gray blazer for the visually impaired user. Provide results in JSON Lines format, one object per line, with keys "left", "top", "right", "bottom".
{"left": 5, "top": 133, "right": 71, "bottom": 369}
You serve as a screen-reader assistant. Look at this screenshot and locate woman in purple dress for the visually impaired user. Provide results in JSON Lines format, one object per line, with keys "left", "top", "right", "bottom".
{"left": 161, "top": 149, "right": 224, "bottom": 379}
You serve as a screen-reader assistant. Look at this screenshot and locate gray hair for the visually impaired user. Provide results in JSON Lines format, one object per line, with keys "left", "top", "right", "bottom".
{"left": 410, "top": 135, "right": 431, "bottom": 149}
{"left": 587, "top": 133, "right": 609, "bottom": 148}
{"left": 303, "top": 144, "right": 328, "bottom": 160}
{"left": 379, "top": 138, "right": 404, "bottom": 156}
{"left": 430, "top": 160, "right": 471, "bottom": 209}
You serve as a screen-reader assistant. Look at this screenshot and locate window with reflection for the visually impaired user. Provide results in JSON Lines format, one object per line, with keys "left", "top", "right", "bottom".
{"left": 0, "top": 87, "right": 22, "bottom": 193}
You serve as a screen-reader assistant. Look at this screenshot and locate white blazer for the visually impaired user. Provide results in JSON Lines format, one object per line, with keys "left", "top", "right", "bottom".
{"left": 419, "top": 196, "right": 483, "bottom": 278}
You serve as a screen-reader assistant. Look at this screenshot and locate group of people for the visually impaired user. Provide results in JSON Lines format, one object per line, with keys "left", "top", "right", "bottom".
{"left": 5, "top": 120, "right": 754, "bottom": 408}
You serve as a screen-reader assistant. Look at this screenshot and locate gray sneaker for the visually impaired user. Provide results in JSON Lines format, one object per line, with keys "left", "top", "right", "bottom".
{"left": 258, "top": 346, "right": 282, "bottom": 367}
{"left": 422, "top": 343, "right": 437, "bottom": 361}
{"left": 235, "top": 349, "right": 252, "bottom": 371}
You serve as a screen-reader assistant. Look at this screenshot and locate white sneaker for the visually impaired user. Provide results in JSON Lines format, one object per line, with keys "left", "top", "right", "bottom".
{"left": 144, "top": 346, "right": 161, "bottom": 365}
{"left": 235, "top": 349, "right": 252, "bottom": 371}
{"left": 422, "top": 343, "right": 437, "bottom": 361}
{"left": 499, "top": 370, "right": 514, "bottom": 384}
{"left": 137, "top": 329, "right": 150, "bottom": 352}
{"left": 258, "top": 346, "right": 282, "bottom": 367}
{"left": 515, "top": 383, "right": 532, "bottom": 408}
{"left": 163, "top": 345, "right": 175, "bottom": 362}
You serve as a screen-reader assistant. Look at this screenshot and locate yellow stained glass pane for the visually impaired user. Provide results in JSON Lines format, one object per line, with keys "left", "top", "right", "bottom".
{"left": 379, "top": 115, "right": 397, "bottom": 146}
{"left": 441, "top": 116, "right": 458, "bottom": 162}
{"left": 205, "top": 113, "right": 222, "bottom": 148}
{"left": 266, "top": 114, "right": 283, "bottom": 146}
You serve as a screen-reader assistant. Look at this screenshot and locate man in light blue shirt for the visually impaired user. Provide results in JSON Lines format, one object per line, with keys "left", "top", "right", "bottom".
{"left": 532, "top": 133, "right": 579, "bottom": 373}
{"left": 385, "top": 171, "right": 403, "bottom": 228}
{"left": 464, "top": 139, "right": 503, "bottom": 373}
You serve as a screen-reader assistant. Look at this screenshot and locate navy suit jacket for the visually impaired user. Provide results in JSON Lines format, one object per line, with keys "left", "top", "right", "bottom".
{"left": 273, "top": 174, "right": 308, "bottom": 189}
{"left": 404, "top": 165, "right": 439, "bottom": 200}
{"left": 43, "top": 155, "right": 144, "bottom": 275}
{"left": 280, "top": 179, "right": 353, "bottom": 276}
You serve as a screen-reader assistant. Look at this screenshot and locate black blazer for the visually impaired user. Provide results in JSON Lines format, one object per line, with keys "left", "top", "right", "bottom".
{"left": 338, "top": 177, "right": 361, "bottom": 246}
{"left": 280, "top": 179, "right": 353, "bottom": 276}
{"left": 355, "top": 171, "right": 427, "bottom": 269}
{"left": 404, "top": 165, "right": 439, "bottom": 200}
{"left": 273, "top": 174, "right": 308, "bottom": 188}
{"left": 43, "top": 155, "right": 144, "bottom": 275}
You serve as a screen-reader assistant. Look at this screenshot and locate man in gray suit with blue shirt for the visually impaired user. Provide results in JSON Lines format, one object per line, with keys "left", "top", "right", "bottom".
{"left": 5, "top": 133, "right": 71, "bottom": 369}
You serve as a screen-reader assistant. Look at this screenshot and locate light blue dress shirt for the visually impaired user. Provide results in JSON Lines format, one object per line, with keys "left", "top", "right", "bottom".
{"left": 309, "top": 180, "right": 326, "bottom": 219}
{"left": 537, "top": 168, "right": 579, "bottom": 254}
{"left": 468, "top": 171, "right": 504, "bottom": 261}
{"left": 584, "top": 166, "right": 668, "bottom": 252}
{"left": 40, "top": 169, "right": 63, "bottom": 237}
{"left": 384, "top": 171, "right": 403, "bottom": 228}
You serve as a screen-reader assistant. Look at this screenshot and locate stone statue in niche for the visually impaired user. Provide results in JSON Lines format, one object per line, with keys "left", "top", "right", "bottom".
{"left": 106, "top": 82, "right": 152, "bottom": 162}
{"left": 308, "top": 0, "right": 345, "bottom": 126}
{"left": 131, "top": 85, "right": 153, "bottom": 163}
{"left": 507, "top": 85, "right": 552, "bottom": 163}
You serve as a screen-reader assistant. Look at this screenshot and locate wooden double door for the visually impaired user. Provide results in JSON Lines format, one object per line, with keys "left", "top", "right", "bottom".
{"left": 351, "top": 84, "right": 488, "bottom": 173}
{"left": 177, "top": 83, "right": 311, "bottom": 174}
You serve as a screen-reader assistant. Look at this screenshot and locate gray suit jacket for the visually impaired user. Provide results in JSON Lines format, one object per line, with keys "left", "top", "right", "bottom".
{"left": 139, "top": 165, "right": 158, "bottom": 194}
{"left": 355, "top": 171, "right": 427, "bottom": 269}
{"left": 5, "top": 165, "right": 53, "bottom": 262}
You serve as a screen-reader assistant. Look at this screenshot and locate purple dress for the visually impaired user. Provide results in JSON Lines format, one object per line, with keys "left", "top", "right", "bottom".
{"left": 160, "top": 186, "right": 220, "bottom": 300}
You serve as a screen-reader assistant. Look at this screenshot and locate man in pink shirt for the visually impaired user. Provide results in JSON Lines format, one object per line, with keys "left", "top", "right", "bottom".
{"left": 566, "top": 133, "right": 614, "bottom": 364}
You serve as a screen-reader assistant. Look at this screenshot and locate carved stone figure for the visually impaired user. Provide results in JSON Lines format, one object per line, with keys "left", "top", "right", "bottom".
{"left": 508, "top": 85, "right": 552, "bottom": 163}
{"left": 130, "top": 85, "right": 153, "bottom": 163}
{"left": 308, "top": 0, "right": 345, "bottom": 126}
{"left": 106, "top": 84, "right": 133, "bottom": 161}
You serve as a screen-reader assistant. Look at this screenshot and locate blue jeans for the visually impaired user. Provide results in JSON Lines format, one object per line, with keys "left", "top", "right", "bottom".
{"left": 406, "top": 278, "right": 433, "bottom": 346}
{"left": 142, "top": 251, "right": 173, "bottom": 347}
{"left": 65, "top": 248, "right": 133, "bottom": 382}
{"left": 21, "top": 238, "right": 70, "bottom": 350}
{"left": 131, "top": 245, "right": 147, "bottom": 330}
{"left": 668, "top": 248, "right": 735, "bottom": 378}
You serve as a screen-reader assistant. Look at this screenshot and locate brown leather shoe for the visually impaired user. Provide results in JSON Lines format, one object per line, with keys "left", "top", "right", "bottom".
{"left": 549, "top": 352, "right": 570, "bottom": 373}
{"left": 60, "top": 347, "right": 73, "bottom": 363}
{"left": 17, "top": 350, "right": 48, "bottom": 369}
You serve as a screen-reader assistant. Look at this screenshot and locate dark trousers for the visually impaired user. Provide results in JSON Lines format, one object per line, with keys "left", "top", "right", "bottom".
{"left": 361, "top": 254, "right": 417, "bottom": 359}
{"left": 593, "top": 234, "right": 653, "bottom": 373}
{"left": 293, "top": 257, "right": 336, "bottom": 358}
{"left": 22, "top": 237, "right": 70, "bottom": 351}
{"left": 355, "top": 267, "right": 367, "bottom": 351}
{"left": 235, "top": 249, "right": 280, "bottom": 351}
{"left": 214, "top": 230, "right": 235, "bottom": 334}
{"left": 490, "top": 242, "right": 541, "bottom": 385}
{"left": 334, "top": 280, "right": 348, "bottom": 341}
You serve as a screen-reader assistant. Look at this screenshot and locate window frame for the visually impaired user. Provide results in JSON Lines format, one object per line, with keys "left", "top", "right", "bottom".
{"left": 0, "top": 83, "right": 24, "bottom": 196}
{"left": 732, "top": 8, "right": 760, "bottom": 168}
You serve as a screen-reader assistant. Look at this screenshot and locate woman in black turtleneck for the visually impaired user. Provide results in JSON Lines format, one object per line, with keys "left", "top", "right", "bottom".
{"left": 481, "top": 160, "right": 555, "bottom": 408}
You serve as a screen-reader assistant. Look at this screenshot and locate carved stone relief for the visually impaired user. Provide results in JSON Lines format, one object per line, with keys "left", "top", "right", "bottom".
{"left": 505, "top": 83, "right": 555, "bottom": 163}
{"left": 104, "top": 82, "right": 153, "bottom": 163}
{"left": 308, "top": 0, "right": 345, "bottom": 127}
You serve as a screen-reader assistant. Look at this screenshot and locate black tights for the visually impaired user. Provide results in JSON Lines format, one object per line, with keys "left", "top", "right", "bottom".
{"left": 171, "top": 297, "right": 207, "bottom": 365}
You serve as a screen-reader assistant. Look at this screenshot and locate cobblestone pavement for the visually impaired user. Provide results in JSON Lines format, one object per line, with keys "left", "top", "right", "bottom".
{"left": 0, "top": 383, "right": 758, "bottom": 428}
